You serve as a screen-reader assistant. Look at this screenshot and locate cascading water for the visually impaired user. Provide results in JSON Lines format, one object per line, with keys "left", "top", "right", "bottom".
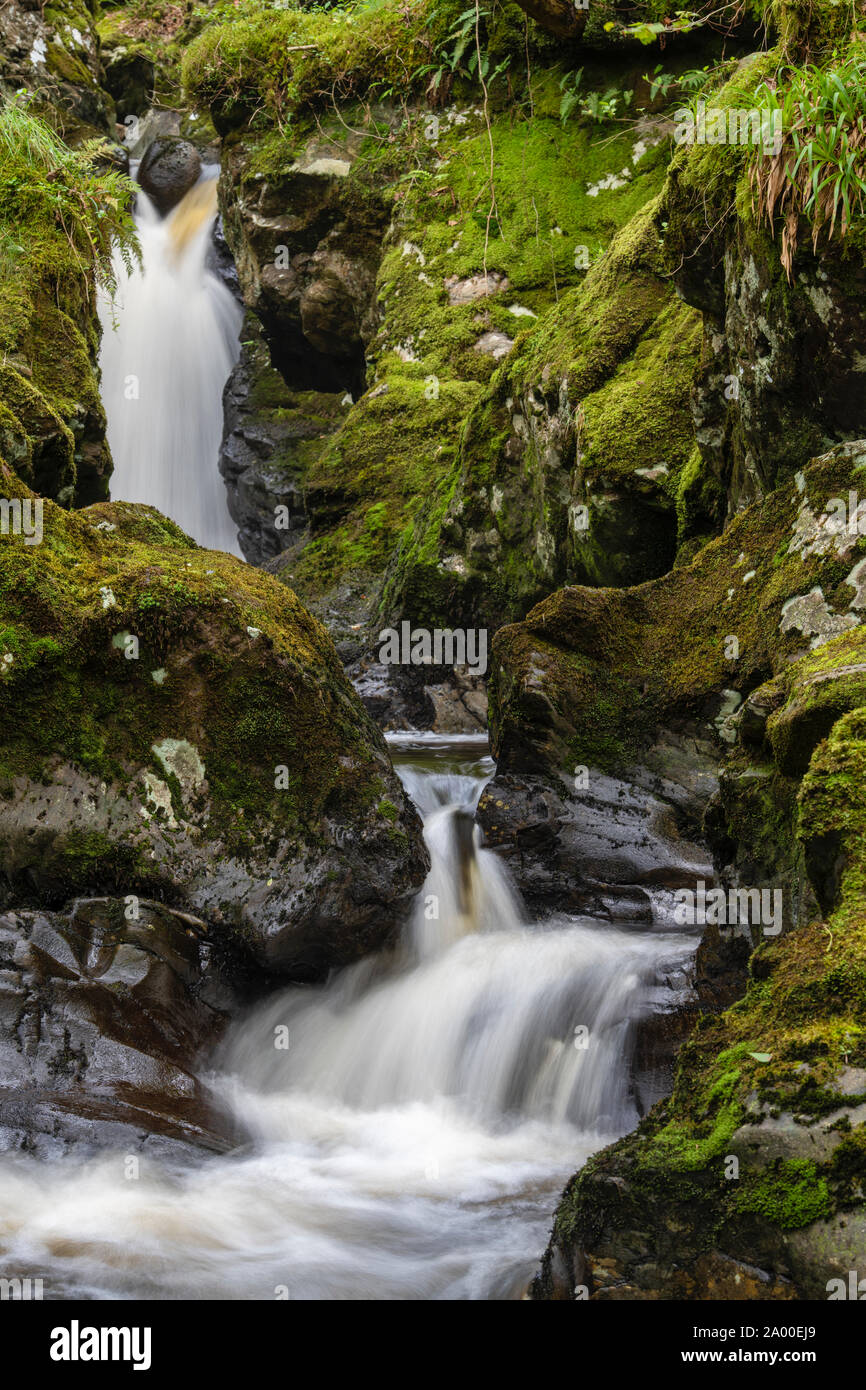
{"left": 0, "top": 736, "right": 698, "bottom": 1299}
{"left": 97, "top": 178, "right": 243, "bottom": 555}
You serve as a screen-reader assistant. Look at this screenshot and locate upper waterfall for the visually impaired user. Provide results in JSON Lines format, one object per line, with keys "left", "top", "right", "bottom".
{"left": 98, "top": 178, "right": 243, "bottom": 556}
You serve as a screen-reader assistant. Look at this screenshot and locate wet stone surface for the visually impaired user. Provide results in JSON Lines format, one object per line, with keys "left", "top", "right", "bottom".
{"left": 0, "top": 897, "right": 240, "bottom": 1159}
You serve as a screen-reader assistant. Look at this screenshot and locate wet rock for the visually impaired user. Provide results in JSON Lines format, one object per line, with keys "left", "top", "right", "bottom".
{"left": 220, "top": 127, "right": 388, "bottom": 395}
{"left": 138, "top": 137, "right": 202, "bottom": 216}
{"left": 218, "top": 312, "right": 344, "bottom": 565}
{"left": 478, "top": 732, "right": 716, "bottom": 918}
{"left": 0, "top": 899, "right": 239, "bottom": 1158}
{"left": 209, "top": 215, "right": 242, "bottom": 301}
{"left": 351, "top": 657, "right": 487, "bottom": 735}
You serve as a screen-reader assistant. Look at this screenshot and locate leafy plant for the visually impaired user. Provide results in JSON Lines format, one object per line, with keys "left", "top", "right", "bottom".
{"left": 0, "top": 94, "right": 139, "bottom": 296}
{"left": 605, "top": 10, "right": 701, "bottom": 45}
{"left": 749, "top": 46, "right": 866, "bottom": 278}
{"left": 413, "top": 4, "right": 510, "bottom": 97}
{"left": 559, "top": 67, "right": 633, "bottom": 124}
{"left": 646, "top": 63, "right": 715, "bottom": 103}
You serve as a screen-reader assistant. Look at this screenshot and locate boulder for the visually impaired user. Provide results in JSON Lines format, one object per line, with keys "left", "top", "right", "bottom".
{"left": 0, "top": 472, "right": 428, "bottom": 977}
{"left": 0, "top": 897, "right": 239, "bottom": 1158}
{"left": 138, "top": 137, "right": 202, "bottom": 215}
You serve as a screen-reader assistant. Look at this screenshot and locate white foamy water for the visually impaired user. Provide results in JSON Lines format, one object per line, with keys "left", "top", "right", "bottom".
{"left": 98, "top": 179, "right": 242, "bottom": 555}
{"left": 0, "top": 737, "right": 697, "bottom": 1299}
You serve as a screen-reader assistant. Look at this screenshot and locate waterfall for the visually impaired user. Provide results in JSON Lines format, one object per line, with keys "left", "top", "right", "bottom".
{"left": 0, "top": 736, "right": 698, "bottom": 1299}
{"left": 97, "top": 178, "right": 242, "bottom": 556}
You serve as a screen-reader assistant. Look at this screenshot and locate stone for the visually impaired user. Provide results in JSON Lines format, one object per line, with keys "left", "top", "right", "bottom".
{"left": 138, "top": 137, "right": 202, "bottom": 216}
{"left": 0, "top": 898, "right": 239, "bottom": 1158}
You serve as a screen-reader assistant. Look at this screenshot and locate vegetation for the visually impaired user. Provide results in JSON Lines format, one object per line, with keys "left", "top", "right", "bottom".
{"left": 750, "top": 44, "right": 866, "bottom": 275}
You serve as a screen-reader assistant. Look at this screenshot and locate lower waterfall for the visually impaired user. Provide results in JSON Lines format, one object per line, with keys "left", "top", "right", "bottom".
{"left": 0, "top": 735, "right": 697, "bottom": 1299}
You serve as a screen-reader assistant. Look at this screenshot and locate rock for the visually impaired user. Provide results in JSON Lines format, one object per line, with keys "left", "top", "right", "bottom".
{"left": 387, "top": 199, "right": 703, "bottom": 632}
{"left": 102, "top": 49, "right": 154, "bottom": 121}
{"left": 444, "top": 272, "right": 509, "bottom": 305}
{"left": 121, "top": 107, "right": 181, "bottom": 160}
{"left": 220, "top": 128, "right": 387, "bottom": 395}
{"left": 0, "top": 898, "right": 239, "bottom": 1159}
{"left": 218, "top": 311, "right": 344, "bottom": 565}
{"left": 473, "top": 330, "right": 514, "bottom": 360}
{"left": 0, "top": 474, "right": 428, "bottom": 977}
{"left": 349, "top": 656, "right": 488, "bottom": 735}
{"left": 477, "top": 738, "right": 717, "bottom": 917}
{"left": 666, "top": 117, "right": 866, "bottom": 519}
{"left": 515, "top": 442, "right": 866, "bottom": 1303}
{"left": 138, "top": 138, "right": 202, "bottom": 216}
{"left": 0, "top": 0, "right": 113, "bottom": 134}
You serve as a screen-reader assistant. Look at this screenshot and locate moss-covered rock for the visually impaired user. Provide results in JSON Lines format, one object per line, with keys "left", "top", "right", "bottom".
{"left": 0, "top": 99, "right": 137, "bottom": 507}
{"left": 0, "top": 465, "right": 427, "bottom": 974}
{"left": 0, "top": 0, "right": 114, "bottom": 137}
{"left": 213, "top": 60, "right": 700, "bottom": 632}
{"left": 663, "top": 39, "right": 866, "bottom": 521}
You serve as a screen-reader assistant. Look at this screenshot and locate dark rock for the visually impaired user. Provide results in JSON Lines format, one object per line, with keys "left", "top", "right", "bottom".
{"left": 477, "top": 731, "right": 717, "bottom": 919}
{"left": 351, "top": 657, "right": 487, "bottom": 734}
{"left": 209, "top": 215, "right": 242, "bottom": 301}
{"left": 218, "top": 311, "right": 345, "bottom": 565}
{"left": 138, "top": 137, "right": 202, "bottom": 216}
{"left": 102, "top": 50, "right": 154, "bottom": 121}
{"left": 220, "top": 130, "right": 388, "bottom": 396}
{"left": 0, "top": 898, "right": 239, "bottom": 1159}
{"left": 672, "top": 199, "right": 866, "bottom": 518}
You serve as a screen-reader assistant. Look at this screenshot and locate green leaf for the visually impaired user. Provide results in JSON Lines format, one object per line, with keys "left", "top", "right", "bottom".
{"left": 747, "top": 1052, "right": 772, "bottom": 1063}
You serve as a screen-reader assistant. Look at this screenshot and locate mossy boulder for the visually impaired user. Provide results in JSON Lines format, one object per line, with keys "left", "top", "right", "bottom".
{"left": 0, "top": 0, "right": 114, "bottom": 136}
{"left": 0, "top": 467, "right": 427, "bottom": 975}
{"left": 662, "top": 43, "right": 866, "bottom": 520}
{"left": 0, "top": 102, "right": 137, "bottom": 508}
{"left": 390, "top": 189, "right": 702, "bottom": 630}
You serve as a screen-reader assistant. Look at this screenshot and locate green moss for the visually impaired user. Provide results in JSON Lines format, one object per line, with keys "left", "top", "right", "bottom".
{"left": 0, "top": 472, "right": 405, "bottom": 867}
{"left": 0, "top": 100, "right": 137, "bottom": 505}
{"left": 737, "top": 1158, "right": 833, "bottom": 1229}
{"left": 182, "top": 0, "right": 564, "bottom": 132}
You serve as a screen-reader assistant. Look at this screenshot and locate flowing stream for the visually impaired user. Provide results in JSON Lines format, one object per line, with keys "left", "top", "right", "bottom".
{"left": 97, "top": 178, "right": 242, "bottom": 555}
{"left": 0, "top": 736, "right": 698, "bottom": 1300}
